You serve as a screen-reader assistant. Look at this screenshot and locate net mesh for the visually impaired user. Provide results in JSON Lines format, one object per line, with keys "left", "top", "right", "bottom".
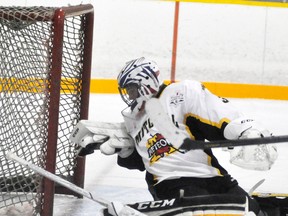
{"left": 0, "top": 6, "right": 90, "bottom": 215}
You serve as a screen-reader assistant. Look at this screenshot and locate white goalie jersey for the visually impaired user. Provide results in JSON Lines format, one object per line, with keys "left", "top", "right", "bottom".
{"left": 69, "top": 80, "right": 278, "bottom": 178}
{"left": 121, "top": 80, "right": 278, "bottom": 179}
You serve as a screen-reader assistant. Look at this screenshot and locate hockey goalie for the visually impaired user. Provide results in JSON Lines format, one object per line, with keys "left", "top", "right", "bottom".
{"left": 69, "top": 118, "right": 279, "bottom": 216}
{"left": 69, "top": 57, "right": 279, "bottom": 216}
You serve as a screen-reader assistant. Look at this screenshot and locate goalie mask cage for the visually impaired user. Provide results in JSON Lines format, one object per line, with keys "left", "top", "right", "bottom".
{"left": 0, "top": 4, "right": 94, "bottom": 216}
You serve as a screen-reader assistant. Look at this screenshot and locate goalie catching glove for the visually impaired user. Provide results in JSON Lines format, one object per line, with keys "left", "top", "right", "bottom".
{"left": 224, "top": 117, "right": 278, "bottom": 171}
{"left": 69, "top": 120, "right": 134, "bottom": 158}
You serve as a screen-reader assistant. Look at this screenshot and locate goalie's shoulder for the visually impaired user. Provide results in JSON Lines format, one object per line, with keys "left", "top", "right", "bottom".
{"left": 161, "top": 80, "right": 205, "bottom": 105}
{"left": 166, "top": 79, "right": 204, "bottom": 92}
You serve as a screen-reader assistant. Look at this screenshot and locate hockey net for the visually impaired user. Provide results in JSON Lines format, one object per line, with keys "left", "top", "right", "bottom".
{"left": 0, "top": 5, "right": 94, "bottom": 216}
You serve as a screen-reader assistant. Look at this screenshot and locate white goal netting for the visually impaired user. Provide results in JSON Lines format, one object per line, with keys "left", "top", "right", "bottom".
{"left": 0, "top": 5, "right": 93, "bottom": 216}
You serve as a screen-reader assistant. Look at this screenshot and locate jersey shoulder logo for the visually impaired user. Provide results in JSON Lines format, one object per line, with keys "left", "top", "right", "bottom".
{"left": 169, "top": 92, "right": 184, "bottom": 106}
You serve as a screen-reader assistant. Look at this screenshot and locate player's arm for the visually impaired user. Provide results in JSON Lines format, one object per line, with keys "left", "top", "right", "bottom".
{"left": 69, "top": 120, "right": 134, "bottom": 158}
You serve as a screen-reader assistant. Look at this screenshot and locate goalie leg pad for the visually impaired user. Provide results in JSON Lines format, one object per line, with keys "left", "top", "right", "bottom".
{"left": 101, "top": 194, "right": 247, "bottom": 216}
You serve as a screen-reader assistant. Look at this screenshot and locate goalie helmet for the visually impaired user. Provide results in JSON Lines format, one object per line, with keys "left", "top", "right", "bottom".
{"left": 117, "top": 57, "right": 160, "bottom": 107}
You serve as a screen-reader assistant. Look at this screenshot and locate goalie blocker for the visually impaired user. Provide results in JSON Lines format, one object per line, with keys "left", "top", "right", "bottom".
{"left": 69, "top": 120, "right": 134, "bottom": 158}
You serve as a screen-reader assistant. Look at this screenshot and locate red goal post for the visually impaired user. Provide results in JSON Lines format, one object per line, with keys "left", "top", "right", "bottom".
{"left": 0, "top": 4, "right": 93, "bottom": 216}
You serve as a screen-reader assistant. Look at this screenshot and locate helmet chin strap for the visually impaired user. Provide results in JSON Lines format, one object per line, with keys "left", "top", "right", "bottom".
{"left": 135, "top": 101, "right": 146, "bottom": 118}
{"left": 138, "top": 101, "right": 146, "bottom": 111}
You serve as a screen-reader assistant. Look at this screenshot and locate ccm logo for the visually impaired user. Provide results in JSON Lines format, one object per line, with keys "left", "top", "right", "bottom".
{"left": 136, "top": 199, "right": 176, "bottom": 210}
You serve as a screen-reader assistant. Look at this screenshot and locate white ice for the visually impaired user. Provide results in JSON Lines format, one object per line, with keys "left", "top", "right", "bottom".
{"left": 52, "top": 93, "right": 288, "bottom": 216}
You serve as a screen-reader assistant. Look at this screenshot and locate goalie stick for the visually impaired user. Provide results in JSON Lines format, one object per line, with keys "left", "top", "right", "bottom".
{"left": 6, "top": 152, "right": 107, "bottom": 206}
{"left": 5, "top": 152, "right": 147, "bottom": 216}
{"left": 180, "top": 135, "right": 288, "bottom": 151}
{"left": 248, "top": 179, "right": 265, "bottom": 196}
{"left": 146, "top": 98, "right": 288, "bottom": 151}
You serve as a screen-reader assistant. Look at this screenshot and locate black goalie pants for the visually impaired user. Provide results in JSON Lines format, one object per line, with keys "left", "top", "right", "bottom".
{"left": 153, "top": 175, "right": 261, "bottom": 215}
